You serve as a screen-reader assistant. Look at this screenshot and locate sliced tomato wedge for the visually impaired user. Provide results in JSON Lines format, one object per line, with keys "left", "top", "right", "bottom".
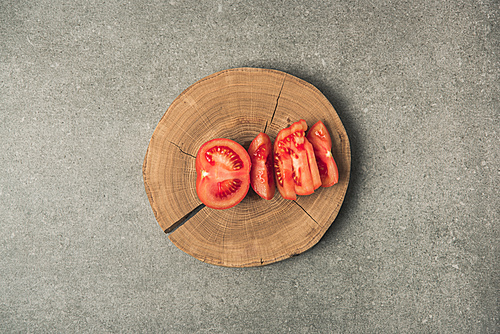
{"left": 306, "top": 121, "right": 339, "bottom": 187}
{"left": 304, "top": 138, "right": 322, "bottom": 190}
{"left": 196, "top": 138, "right": 251, "bottom": 209}
{"left": 274, "top": 120, "right": 322, "bottom": 200}
{"left": 274, "top": 127, "right": 296, "bottom": 200}
{"left": 248, "top": 132, "right": 275, "bottom": 200}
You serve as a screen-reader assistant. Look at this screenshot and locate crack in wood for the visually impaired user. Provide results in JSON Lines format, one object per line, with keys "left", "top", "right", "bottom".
{"left": 164, "top": 203, "right": 205, "bottom": 234}
{"left": 263, "top": 121, "right": 269, "bottom": 134}
{"left": 292, "top": 200, "right": 319, "bottom": 225}
{"left": 264, "top": 76, "right": 286, "bottom": 134}
{"left": 168, "top": 141, "right": 195, "bottom": 158}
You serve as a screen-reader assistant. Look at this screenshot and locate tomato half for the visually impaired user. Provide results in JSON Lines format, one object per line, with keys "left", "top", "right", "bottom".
{"left": 274, "top": 120, "right": 322, "bottom": 200}
{"left": 306, "top": 121, "right": 339, "bottom": 187}
{"left": 248, "top": 133, "right": 275, "bottom": 200}
{"left": 196, "top": 138, "right": 251, "bottom": 209}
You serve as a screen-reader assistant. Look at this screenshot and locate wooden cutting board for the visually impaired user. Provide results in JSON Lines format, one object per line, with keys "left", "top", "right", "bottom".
{"left": 143, "top": 68, "right": 350, "bottom": 267}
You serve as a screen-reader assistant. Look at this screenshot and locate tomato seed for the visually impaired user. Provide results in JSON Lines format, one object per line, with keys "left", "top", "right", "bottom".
{"left": 206, "top": 146, "right": 244, "bottom": 170}
{"left": 215, "top": 178, "right": 242, "bottom": 198}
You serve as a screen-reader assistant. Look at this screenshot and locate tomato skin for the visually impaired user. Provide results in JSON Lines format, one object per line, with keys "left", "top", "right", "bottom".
{"left": 248, "top": 133, "right": 275, "bottom": 200}
{"left": 306, "top": 121, "right": 339, "bottom": 187}
{"left": 195, "top": 138, "right": 251, "bottom": 209}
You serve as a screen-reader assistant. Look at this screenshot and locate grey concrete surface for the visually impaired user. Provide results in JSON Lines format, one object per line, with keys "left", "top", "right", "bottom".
{"left": 1, "top": 0, "right": 498, "bottom": 332}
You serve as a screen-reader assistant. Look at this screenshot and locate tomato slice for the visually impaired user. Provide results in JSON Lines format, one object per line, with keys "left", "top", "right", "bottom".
{"left": 196, "top": 138, "right": 251, "bottom": 209}
{"left": 274, "top": 127, "right": 296, "bottom": 200}
{"left": 248, "top": 133, "right": 275, "bottom": 200}
{"left": 306, "top": 121, "right": 339, "bottom": 187}
{"left": 274, "top": 120, "right": 322, "bottom": 199}
{"left": 288, "top": 124, "right": 314, "bottom": 196}
{"left": 304, "top": 138, "right": 322, "bottom": 190}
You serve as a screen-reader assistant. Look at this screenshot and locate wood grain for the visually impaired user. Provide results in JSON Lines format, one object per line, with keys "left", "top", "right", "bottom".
{"left": 143, "top": 68, "right": 351, "bottom": 267}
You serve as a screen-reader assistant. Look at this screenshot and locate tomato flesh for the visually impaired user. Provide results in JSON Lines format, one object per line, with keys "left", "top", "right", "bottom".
{"left": 306, "top": 121, "right": 339, "bottom": 187}
{"left": 274, "top": 120, "right": 321, "bottom": 200}
{"left": 248, "top": 133, "right": 275, "bottom": 200}
{"left": 196, "top": 138, "right": 251, "bottom": 209}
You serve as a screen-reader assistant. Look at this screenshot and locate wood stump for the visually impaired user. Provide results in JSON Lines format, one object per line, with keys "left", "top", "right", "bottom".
{"left": 143, "top": 68, "right": 350, "bottom": 267}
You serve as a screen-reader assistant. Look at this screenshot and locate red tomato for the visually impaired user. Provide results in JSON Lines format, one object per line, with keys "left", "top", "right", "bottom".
{"left": 196, "top": 138, "right": 251, "bottom": 209}
{"left": 304, "top": 138, "right": 322, "bottom": 190}
{"left": 306, "top": 121, "right": 339, "bottom": 187}
{"left": 274, "top": 127, "right": 296, "bottom": 200}
{"left": 248, "top": 133, "right": 275, "bottom": 200}
{"left": 274, "top": 120, "right": 322, "bottom": 200}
